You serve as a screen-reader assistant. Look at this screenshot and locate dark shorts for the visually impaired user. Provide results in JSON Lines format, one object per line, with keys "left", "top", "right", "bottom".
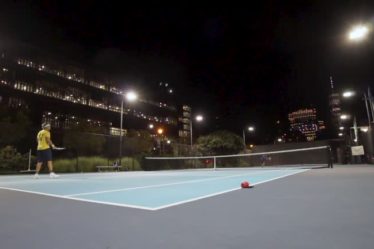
{"left": 37, "top": 149, "right": 52, "bottom": 162}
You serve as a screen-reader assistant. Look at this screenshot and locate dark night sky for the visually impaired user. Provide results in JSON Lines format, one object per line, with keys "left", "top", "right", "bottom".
{"left": 1, "top": 1, "right": 374, "bottom": 142}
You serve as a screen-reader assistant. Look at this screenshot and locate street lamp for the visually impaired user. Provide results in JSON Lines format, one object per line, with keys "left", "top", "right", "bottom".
{"left": 242, "top": 126, "right": 255, "bottom": 146}
{"left": 119, "top": 91, "right": 138, "bottom": 165}
{"left": 342, "top": 90, "right": 355, "bottom": 98}
{"left": 157, "top": 128, "right": 164, "bottom": 155}
{"left": 340, "top": 114, "right": 350, "bottom": 120}
{"left": 348, "top": 25, "right": 370, "bottom": 42}
{"left": 190, "top": 114, "right": 203, "bottom": 151}
{"left": 361, "top": 127, "right": 369, "bottom": 133}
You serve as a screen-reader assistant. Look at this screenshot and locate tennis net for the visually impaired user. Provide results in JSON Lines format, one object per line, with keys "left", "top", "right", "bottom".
{"left": 144, "top": 146, "right": 333, "bottom": 170}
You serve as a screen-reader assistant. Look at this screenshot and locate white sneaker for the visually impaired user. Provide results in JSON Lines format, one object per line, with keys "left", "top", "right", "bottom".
{"left": 33, "top": 173, "right": 39, "bottom": 179}
{"left": 49, "top": 172, "right": 59, "bottom": 178}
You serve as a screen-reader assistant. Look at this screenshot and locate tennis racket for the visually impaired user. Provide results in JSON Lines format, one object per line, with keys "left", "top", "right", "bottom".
{"left": 53, "top": 147, "right": 66, "bottom": 151}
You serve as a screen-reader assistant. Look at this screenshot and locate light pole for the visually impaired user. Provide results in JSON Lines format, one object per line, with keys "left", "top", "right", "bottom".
{"left": 345, "top": 24, "right": 374, "bottom": 162}
{"left": 342, "top": 90, "right": 373, "bottom": 128}
{"left": 242, "top": 126, "right": 255, "bottom": 147}
{"left": 157, "top": 128, "right": 164, "bottom": 155}
{"left": 190, "top": 114, "right": 203, "bottom": 151}
{"left": 342, "top": 89, "right": 374, "bottom": 163}
{"left": 119, "top": 91, "right": 138, "bottom": 165}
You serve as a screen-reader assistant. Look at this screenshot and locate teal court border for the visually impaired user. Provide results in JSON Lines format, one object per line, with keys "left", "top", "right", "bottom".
{"left": 0, "top": 168, "right": 309, "bottom": 211}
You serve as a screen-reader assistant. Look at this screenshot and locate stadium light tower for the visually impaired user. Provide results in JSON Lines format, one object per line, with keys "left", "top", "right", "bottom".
{"left": 119, "top": 91, "right": 138, "bottom": 165}
{"left": 190, "top": 114, "right": 204, "bottom": 151}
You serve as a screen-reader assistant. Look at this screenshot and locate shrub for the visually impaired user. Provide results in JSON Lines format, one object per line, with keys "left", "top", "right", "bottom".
{"left": 50, "top": 156, "right": 142, "bottom": 173}
{"left": 53, "top": 158, "right": 77, "bottom": 173}
{"left": 0, "top": 146, "right": 29, "bottom": 172}
{"left": 77, "top": 157, "right": 109, "bottom": 172}
{"left": 120, "top": 157, "right": 142, "bottom": 171}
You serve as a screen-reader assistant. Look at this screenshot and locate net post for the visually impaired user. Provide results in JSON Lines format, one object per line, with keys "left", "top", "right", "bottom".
{"left": 213, "top": 156, "right": 216, "bottom": 170}
{"left": 28, "top": 149, "right": 32, "bottom": 171}
{"left": 327, "top": 145, "right": 333, "bottom": 168}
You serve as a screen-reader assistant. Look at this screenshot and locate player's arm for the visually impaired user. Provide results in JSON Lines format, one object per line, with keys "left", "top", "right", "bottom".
{"left": 45, "top": 136, "right": 55, "bottom": 149}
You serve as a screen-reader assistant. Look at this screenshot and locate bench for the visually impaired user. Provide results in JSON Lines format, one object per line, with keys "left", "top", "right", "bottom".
{"left": 96, "top": 165, "right": 122, "bottom": 172}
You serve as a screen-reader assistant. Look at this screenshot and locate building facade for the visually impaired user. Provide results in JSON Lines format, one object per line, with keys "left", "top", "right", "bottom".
{"left": 328, "top": 76, "right": 342, "bottom": 133}
{"left": 0, "top": 43, "right": 187, "bottom": 141}
{"left": 288, "top": 108, "right": 326, "bottom": 141}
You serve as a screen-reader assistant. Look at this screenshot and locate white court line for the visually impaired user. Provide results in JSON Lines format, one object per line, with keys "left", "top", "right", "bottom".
{"left": 0, "top": 186, "right": 156, "bottom": 211}
{"left": 66, "top": 170, "right": 282, "bottom": 197}
{"left": 0, "top": 168, "right": 284, "bottom": 189}
{"left": 152, "top": 169, "right": 310, "bottom": 210}
{"left": 0, "top": 169, "right": 310, "bottom": 211}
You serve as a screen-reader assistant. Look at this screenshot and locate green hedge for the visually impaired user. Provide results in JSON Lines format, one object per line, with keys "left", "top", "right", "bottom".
{"left": 0, "top": 146, "right": 31, "bottom": 173}
{"left": 120, "top": 157, "right": 142, "bottom": 171}
{"left": 53, "top": 156, "right": 142, "bottom": 173}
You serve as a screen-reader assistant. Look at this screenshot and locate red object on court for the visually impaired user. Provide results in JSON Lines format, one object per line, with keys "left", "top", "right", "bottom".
{"left": 241, "top": 181, "right": 251, "bottom": 188}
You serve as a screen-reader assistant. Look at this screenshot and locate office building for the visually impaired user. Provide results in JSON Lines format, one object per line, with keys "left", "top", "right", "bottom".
{"left": 0, "top": 43, "right": 186, "bottom": 141}
{"left": 288, "top": 108, "right": 325, "bottom": 141}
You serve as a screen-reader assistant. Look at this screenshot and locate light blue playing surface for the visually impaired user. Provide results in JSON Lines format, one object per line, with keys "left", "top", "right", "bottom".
{"left": 0, "top": 168, "right": 309, "bottom": 210}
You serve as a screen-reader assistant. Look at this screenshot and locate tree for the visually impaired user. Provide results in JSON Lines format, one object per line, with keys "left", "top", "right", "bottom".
{"left": 122, "top": 129, "right": 153, "bottom": 156}
{"left": 0, "top": 106, "right": 32, "bottom": 149}
{"left": 196, "top": 130, "right": 244, "bottom": 155}
{"left": 0, "top": 145, "right": 28, "bottom": 171}
{"left": 63, "top": 123, "right": 106, "bottom": 156}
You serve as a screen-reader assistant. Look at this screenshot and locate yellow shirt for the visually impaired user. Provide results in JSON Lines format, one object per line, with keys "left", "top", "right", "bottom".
{"left": 37, "top": 130, "right": 51, "bottom": 150}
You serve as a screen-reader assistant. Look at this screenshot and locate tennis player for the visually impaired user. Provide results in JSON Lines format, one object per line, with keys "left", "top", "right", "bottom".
{"left": 34, "top": 123, "right": 59, "bottom": 178}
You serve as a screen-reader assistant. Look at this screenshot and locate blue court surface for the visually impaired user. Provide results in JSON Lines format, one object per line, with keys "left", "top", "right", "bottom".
{"left": 0, "top": 168, "right": 308, "bottom": 210}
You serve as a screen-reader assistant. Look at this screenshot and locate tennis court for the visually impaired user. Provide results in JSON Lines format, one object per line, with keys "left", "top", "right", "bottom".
{"left": 1, "top": 165, "right": 374, "bottom": 249}
{"left": 0, "top": 167, "right": 308, "bottom": 210}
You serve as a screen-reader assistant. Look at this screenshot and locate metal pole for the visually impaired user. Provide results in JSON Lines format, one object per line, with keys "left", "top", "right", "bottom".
{"left": 368, "top": 88, "right": 374, "bottom": 124}
{"left": 366, "top": 88, "right": 374, "bottom": 163}
{"left": 28, "top": 149, "right": 31, "bottom": 171}
{"left": 119, "top": 99, "right": 123, "bottom": 165}
{"left": 364, "top": 93, "right": 372, "bottom": 127}
{"left": 242, "top": 129, "right": 246, "bottom": 147}
{"left": 190, "top": 119, "right": 193, "bottom": 152}
{"left": 353, "top": 116, "right": 358, "bottom": 144}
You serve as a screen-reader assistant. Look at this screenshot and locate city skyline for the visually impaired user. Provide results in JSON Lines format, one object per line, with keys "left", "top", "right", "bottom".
{"left": 1, "top": 2, "right": 374, "bottom": 142}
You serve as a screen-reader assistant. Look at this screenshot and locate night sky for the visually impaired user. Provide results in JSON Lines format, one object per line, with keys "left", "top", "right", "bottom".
{"left": 1, "top": 1, "right": 374, "bottom": 142}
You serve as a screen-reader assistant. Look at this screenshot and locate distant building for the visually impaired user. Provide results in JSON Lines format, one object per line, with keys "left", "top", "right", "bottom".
{"left": 178, "top": 105, "right": 191, "bottom": 144}
{"left": 0, "top": 42, "right": 188, "bottom": 141}
{"left": 288, "top": 108, "right": 326, "bottom": 141}
{"left": 328, "top": 76, "right": 342, "bottom": 131}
